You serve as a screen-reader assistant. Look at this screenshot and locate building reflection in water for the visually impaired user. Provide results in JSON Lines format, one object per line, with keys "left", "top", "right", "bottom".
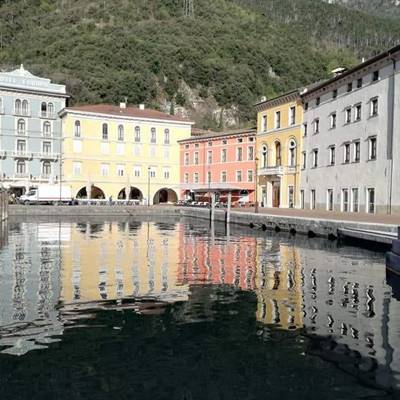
{"left": 0, "top": 219, "right": 399, "bottom": 391}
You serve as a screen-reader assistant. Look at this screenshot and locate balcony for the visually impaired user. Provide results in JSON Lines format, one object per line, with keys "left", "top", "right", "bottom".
{"left": 16, "top": 129, "right": 26, "bottom": 136}
{"left": 11, "top": 151, "right": 32, "bottom": 159}
{"left": 39, "top": 152, "right": 58, "bottom": 161}
{"left": 40, "top": 111, "right": 56, "bottom": 119}
{"left": 14, "top": 172, "right": 29, "bottom": 179}
{"left": 258, "top": 166, "right": 284, "bottom": 176}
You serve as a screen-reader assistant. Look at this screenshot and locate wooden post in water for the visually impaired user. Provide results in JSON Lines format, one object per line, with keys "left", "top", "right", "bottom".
{"left": 398, "top": 226, "right": 400, "bottom": 240}
{"left": 226, "top": 191, "right": 232, "bottom": 225}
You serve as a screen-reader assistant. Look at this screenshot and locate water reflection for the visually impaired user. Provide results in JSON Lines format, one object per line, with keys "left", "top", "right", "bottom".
{"left": 0, "top": 217, "right": 399, "bottom": 394}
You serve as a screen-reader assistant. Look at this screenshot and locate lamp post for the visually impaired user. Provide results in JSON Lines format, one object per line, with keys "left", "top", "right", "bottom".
{"left": 147, "top": 166, "right": 151, "bottom": 207}
{"left": 255, "top": 156, "right": 259, "bottom": 214}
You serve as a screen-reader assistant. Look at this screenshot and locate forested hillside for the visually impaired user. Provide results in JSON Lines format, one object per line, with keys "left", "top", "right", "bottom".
{"left": 0, "top": 0, "right": 399, "bottom": 128}
{"left": 322, "top": 0, "right": 400, "bottom": 18}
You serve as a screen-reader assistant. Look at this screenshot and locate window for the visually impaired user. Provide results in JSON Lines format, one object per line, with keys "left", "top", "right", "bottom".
{"left": 357, "top": 78, "right": 363, "bottom": 88}
{"left": 312, "top": 149, "right": 318, "bottom": 168}
{"left": 207, "top": 150, "right": 212, "bottom": 164}
{"left": 41, "top": 102, "right": 47, "bottom": 117}
{"left": 301, "top": 151, "right": 306, "bottom": 169}
{"left": 117, "top": 143, "right": 125, "bottom": 156}
{"left": 17, "top": 139, "right": 26, "bottom": 154}
{"left": 342, "top": 189, "right": 349, "bottom": 212}
{"left": 207, "top": 171, "right": 211, "bottom": 183}
{"left": 194, "top": 173, "right": 199, "bottom": 183}
{"left": 314, "top": 118, "right": 319, "bottom": 134}
{"left": 372, "top": 70, "right": 379, "bottom": 82}
{"left": 164, "top": 148, "right": 169, "bottom": 160}
{"left": 236, "top": 170, "right": 242, "bottom": 182}
{"left": 184, "top": 152, "right": 189, "bottom": 165}
{"left": 300, "top": 190, "right": 305, "bottom": 209}
{"left": 327, "top": 189, "right": 334, "bottom": 211}
{"left": 221, "top": 171, "right": 227, "bottom": 183}
{"left": 368, "top": 137, "right": 377, "bottom": 160}
{"left": 329, "top": 146, "right": 335, "bottom": 166}
{"left": 248, "top": 170, "right": 253, "bottom": 182}
{"left": 354, "top": 141, "right": 360, "bottom": 162}
{"left": 74, "top": 120, "right": 81, "bottom": 138}
{"left": 134, "top": 145, "right": 140, "bottom": 156}
{"left": 102, "top": 123, "right": 108, "bottom": 140}
{"left": 134, "top": 126, "right": 140, "bottom": 142}
{"left": 355, "top": 104, "right": 362, "bottom": 121}
{"left": 275, "top": 111, "right": 281, "bottom": 129}
{"left": 184, "top": 173, "right": 189, "bottom": 183}
{"left": 17, "top": 119, "right": 25, "bottom": 135}
{"left": 48, "top": 103, "right": 54, "bottom": 117}
{"left": 22, "top": 100, "right": 28, "bottom": 116}
{"left": 15, "top": 99, "right": 21, "bottom": 115}
{"left": 73, "top": 140, "right": 82, "bottom": 153}
{"left": 117, "top": 165, "right": 124, "bottom": 177}
{"left": 237, "top": 147, "right": 243, "bottom": 161}
{"left": 164, "top": 129, "right": 170, "bottom": 144}
{"left": 43, "top": 121, "right": 51, "bottom": 137}
{"left": 248, "top": 146, "right": 254, "bottom": 161}
{"left": 262, "top": 115, "right": 267, "bottom": 131}
{"left": 310, "top": 190, "right": 316, "bottom": 210}
{"left": 237, "top": 138, "right": 243, "bottom": 143}
{"left": 262, "top": 145, "right": 268, "bottom": 168}
{"left": 164, "top": 169, "right": 170, "bottom": 180}
{"left": 275, "top": 142, "right": 281, "bottom": 166}
{"left": 42, "top": 141, "right": 51, "bottom": 154}
{"left": 149, "top": 146, "right": 155, "bottom": 157}
{"left": 344, "top": 143, "right": 350, "bottom": 163}
{"left": 288, "top": 139, "right": 296, "bottom": 167}
{"left": 194, "top": 151, "right": 199, "bottom": 165}
{"left": 101, "top": 142, "right": 109, "bottom": 154}
{"left": 347, "top": 82, "right": 352, "bottom": 92}
{"left": 151, "top": 128, "right": 156, "bottom": 143}
{"left": 222, "top": 140, "right": 227, "bottom": 145}
{"left": 101, "top": 164, "right": 109, "bottom": 177}
{"left": 316, "top": 97, "right": 320, "bottom": 106}
{"left": 221, "top": 148, "right": 227, "bottom": 163}
{"left": 304, "top": 102, "right": 309, "bottom": 111}
{"left": 330, "top": 113, "right": 337, "bottom": 129}
{"left": 249, "top": 137, "right": 254, "bottom": 142}
{"left": 134, "top": 166, "right": 141, "bottom": 177}
{"left": 332, "top": 89, "right": 337, "bottom": 99}
{"left": 370, "top": 98, "right": 378, "bottom": 116}
{"left": 345, "top": 108, "right": 351, "bottom": 124}
{"left": 118, "top": 125, "right": 124, "bottom": 141}
{"left": 208, "top": 141, "right": 212, "bottom": 146}
{"left": 16, "top": 160, "right": 26, "bottom": 175}
{"left": 303, "top": 123, "right": 308, "bottom": 137}
{"left": 73, "top": 162, "right": 81, "bottom": 176}
{"left": 352, "top": 188, "right": 359, "bottom": 212}
{"left": 42, "top": 161, "right": 51, "bottom": 177}
{"left": 290, "top": 106, "right": 296, "bottom": 125}
{"left": 149, "top": 168, "right": 156, "bottom": 178}
{"left": 367, "top": 188, "right": 375, "bottom": 213}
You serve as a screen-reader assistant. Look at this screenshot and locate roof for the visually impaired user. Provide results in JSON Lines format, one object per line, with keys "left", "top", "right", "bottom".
{"left": 61, "top": 104, "right": 194, "bottom": 124}
{"left": 179, "top": 127, "right": 256, "bottom": 143}
{"left": 301, "top": 43, "right": 400, "bottom": 98}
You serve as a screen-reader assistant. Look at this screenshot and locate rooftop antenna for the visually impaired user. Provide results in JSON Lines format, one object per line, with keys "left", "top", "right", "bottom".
{"left": 184, "top": 0, "right": 194, "bottom": 17}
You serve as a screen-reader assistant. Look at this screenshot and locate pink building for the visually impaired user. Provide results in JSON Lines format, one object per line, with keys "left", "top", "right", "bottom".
{"left": 179, "top": 128, "right": 257, "bottom": 205}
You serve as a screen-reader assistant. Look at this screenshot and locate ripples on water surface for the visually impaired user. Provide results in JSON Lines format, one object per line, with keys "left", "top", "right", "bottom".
{"left": 0, "top": 217, "right": 399, "bottom": 399}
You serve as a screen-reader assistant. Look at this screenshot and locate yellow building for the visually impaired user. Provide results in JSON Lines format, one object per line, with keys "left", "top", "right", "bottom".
{"left": 255, "top": 90, "right": 303, "bottom": 208}
{"left": 60, "top": 104, "right": 193, "bottom": 204}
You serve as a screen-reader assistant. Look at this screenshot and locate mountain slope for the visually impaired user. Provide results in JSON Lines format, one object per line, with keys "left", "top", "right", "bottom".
{"left": 0, "top": 0, "right": 399, "bottom": 128}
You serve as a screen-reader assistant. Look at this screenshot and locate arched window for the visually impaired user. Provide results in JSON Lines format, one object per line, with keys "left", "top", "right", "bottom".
{"left": 17, "top": 119, "right": 25, "bottom": 135}
{"left": 262, "top": 145, "right": 268, "bottom": 168}
{"left": 151, "top": 127, "right": 156, "bottom": 143}
{"left": 275, "top": 141, "right": 281, "bottom": 166}
{"left": 118, "top": 125, "right": 124, "bottom": 141}
{"left": 41, "top": 102, "right": 47, "bottom": 117}
{"left": 74, "top": 120, "right": 81, "bottom": 137}
{"left": 47, "top": 103, "right": 54, "bottom": 117}
{"left": 22, "top": 100, "right": 29, "bottom": 116}
{"left": 134, "top": 126, "right": 140, "bottom": 142}
{"left": 102, "top": 123, "right": 108, "bottom": 140}
{"left": 164, "top": 128, "right": 170, "bottom": 144}
{"left": 43, "top": 121, "right": 51, "bottom": 137}
{"left": 16, "top": 160, "right": 26, "bottom": 175}
{"left": 42, "top": 161, "right": 51, "bottom": 176}
{"left": 288, "top": 139, "right": 297, "bottom": 167}
{"left": 15, "top": 99, "right": 21, "bottom": 115}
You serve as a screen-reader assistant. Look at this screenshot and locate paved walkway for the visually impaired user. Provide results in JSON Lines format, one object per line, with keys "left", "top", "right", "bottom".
{"left": 232, "top": 206, "right": 400, "bottom": 225}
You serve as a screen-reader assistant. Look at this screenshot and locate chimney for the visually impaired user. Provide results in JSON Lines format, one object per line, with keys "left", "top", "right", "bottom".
{"left": 331, "top": 67, "right": 347, "bottom": 77}
{"left": 119, "top": 102, "right": 126, "bottom": 109}
{"left": 139, "top": 104, "right": 145, "bottom": 110}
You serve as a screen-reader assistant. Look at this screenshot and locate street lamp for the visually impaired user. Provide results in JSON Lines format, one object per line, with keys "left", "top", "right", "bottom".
{"left": 147, "top": 166, "right": 151, "bottom": 207}
{"left": 255, "top": 156, "right": 259, "bottom": 214}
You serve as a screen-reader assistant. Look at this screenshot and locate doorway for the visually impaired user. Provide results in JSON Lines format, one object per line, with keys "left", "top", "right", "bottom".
{"left": 272, "top": 182, "right": 280, "bottom": 208}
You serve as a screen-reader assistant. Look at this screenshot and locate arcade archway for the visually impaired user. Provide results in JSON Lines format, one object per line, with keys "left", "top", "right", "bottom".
{"left": 153, "top": 188, "right": 178, "bottom": 204}
{"left": 76, "top": 186, "right": 106, "bottom": 199}
{"left": 117, "top": 186, "right": 143, "bottom": 201}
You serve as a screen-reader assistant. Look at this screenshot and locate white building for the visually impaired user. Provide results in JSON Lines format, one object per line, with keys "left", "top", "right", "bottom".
{"left": 300, "top": 45, "right": 400, "bottom": 214}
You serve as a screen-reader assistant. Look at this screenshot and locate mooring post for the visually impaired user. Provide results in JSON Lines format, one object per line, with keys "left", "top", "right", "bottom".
{"left": 211, "top": 192, "right": 215, "bottom": 222}
{"left": 227, "top": 191, "right": 232, "bottom": 225}
{"left": 398, "top": 226, "right": 400, "bottom": 240}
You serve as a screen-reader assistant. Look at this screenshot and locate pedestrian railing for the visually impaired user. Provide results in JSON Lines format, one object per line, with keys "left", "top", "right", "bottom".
{"left": 76, "top": 199, "right": 142, "bottom": 206}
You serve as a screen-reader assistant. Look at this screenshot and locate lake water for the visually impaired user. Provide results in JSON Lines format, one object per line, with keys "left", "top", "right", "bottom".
{"left": 0, "top": 217, "right": 399, "bottom": 399}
